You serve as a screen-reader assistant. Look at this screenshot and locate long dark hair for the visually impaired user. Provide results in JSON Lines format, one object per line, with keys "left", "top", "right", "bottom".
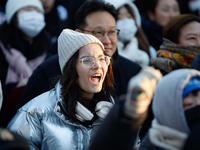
{"left": 0, "top": 12, "right": 52, "bottom": 60}
{"left": 60, "top": 49, "right": 115, "bottom": 123}
{"left": 162, "top": 14, "right": 200, "bottom": 44}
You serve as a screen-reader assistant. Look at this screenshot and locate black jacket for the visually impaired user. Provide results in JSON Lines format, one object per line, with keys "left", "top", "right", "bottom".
{"left": 142, "top": 18, "right": 163, "bottom": 51}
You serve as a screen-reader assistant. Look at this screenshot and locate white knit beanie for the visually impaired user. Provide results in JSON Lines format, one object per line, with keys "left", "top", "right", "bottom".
{"left": 58, "top": 29, "right": 105, "bottom": 73}
{"left": 5, "top": 0, "right": 44, "bottom": 24}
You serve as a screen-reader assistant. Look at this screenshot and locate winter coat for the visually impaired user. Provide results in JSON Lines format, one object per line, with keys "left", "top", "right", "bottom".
{"left": 7, "top": 82, "right": 107, "bottom": 150}
{"left": 0, "top": 37, "right": 50, "bottom": 91}
{"left": 112, "top": 49, "right": 141, "bottom": 96}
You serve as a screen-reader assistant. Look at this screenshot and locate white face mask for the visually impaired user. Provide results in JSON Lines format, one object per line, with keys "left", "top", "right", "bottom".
{"left": 189, "top": 0, "right": 200, "bottom": 12}
{"left": 117, "top": 18, "right": 138, "bottom": 42}
{"left": 17, "top": 10, "right": 46, "bottom": 38}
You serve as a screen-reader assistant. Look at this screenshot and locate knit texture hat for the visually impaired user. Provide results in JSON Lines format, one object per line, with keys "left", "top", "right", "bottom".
{"left": 182, "top": 77, "right": 200, "bottom": 98}
{"left": 5, "top": 0, "right": 44, "bottom": 24}
{"left": 58, "top": 29, "right": 104, "bottom": 73}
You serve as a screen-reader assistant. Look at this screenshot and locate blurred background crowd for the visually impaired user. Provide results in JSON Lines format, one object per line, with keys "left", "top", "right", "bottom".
{"left": 1, "top": 0, "right": 200, "bottom": 149}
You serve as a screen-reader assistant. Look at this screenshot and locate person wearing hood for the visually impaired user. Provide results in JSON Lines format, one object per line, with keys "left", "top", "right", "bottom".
{"left": 106, "top": 0, "right": 157, "bottom": 68}
{"left": 150, "top": 14, "right": 200, "bottom": 75}
{"left": 142, "top": 0, "right": 180, "bottom": 51}
{"left": 139, "top": 69, "right": 200, "bottom": 150}
{"left": 0, "top": 0, "right": 52, "bottom": 127}
{"left": 136, "top": 13, "right": 200, "bottom": 142}
{"left": 7, "top": 29, "right": 116, "bottom": 150}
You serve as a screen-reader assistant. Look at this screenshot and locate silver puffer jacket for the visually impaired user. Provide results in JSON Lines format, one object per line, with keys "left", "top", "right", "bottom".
{"left": 7, "top": 82, "right": 109, "bottom": 150}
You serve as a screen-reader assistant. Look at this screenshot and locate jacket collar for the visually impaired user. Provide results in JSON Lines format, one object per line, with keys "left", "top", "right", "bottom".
{"left": 53, "top": 81, "right": 102, "bottom": 127}
{"left": 112, "top": 48, "right": 119, "bottom": 61}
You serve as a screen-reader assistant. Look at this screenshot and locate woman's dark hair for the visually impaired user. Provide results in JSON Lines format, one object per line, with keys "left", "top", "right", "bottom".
{"left": 117, "top": 4, "right": 151, "bottom": 58}
{"left": 60, "top": 48, "right": 115, "bottom": 123}
{"left": 0, "top": 12, "right": 52, "bottom": 59}
{"left": 163, "top": 14, "right": 200, "bottom": 44}
{"left": 75, "top": 0, "right": 117, "bottom": 29}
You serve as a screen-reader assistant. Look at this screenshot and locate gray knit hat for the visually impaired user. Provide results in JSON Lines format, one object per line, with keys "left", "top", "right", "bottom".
{"left": 58, "top": 29, "right": 105, "bottom": 73}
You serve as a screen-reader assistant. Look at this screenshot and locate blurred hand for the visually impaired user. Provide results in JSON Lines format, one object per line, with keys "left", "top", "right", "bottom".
{"left": 124, "top": 66, "right": 162, "bottom": 118}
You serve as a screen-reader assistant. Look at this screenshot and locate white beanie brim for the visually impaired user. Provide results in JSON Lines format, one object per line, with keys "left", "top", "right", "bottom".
{"left": 58, "top": 29, "right": 105, "bottom": 73}
{"left": 5, "top": 0, "right": 44, "bottom": 24}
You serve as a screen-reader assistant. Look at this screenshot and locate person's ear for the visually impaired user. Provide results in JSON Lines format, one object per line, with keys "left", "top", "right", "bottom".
{"left": 75, "top": 29, "right": 83, "bottom": 33}
{"left": 147, "top": 11, "right": 155, "bottom": 21}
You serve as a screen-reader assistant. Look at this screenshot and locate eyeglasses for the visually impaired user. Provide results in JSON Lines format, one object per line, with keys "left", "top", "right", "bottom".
{"left": 78, "top": 56, "right": 111, "bottom": 68}
{"left": 79, "top": 29, "right": 120, "bottom": 40}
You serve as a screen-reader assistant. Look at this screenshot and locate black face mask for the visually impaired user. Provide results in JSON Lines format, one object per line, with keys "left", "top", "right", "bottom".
{"left": 185, "top": 106, "right": 200, "bottom": 129}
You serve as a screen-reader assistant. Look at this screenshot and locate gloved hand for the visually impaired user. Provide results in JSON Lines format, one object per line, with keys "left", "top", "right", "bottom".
{"left": 124, "top": 66, "right": 162, "bottom": 119}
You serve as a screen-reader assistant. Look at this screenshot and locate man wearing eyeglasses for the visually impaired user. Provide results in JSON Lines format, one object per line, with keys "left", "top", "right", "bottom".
{"left": 74, "top": 0, "right": 141, "bottom": 96}
{"left": 76, "top": 29, "right": 120, "bottom": 57}
{"left": 11, "top": 0, "right": 141, "bottom": 125}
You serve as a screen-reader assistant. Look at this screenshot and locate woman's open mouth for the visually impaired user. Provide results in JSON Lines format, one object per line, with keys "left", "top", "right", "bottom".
{"left": 89, "top": 74, "right": 102, "bottom": 85}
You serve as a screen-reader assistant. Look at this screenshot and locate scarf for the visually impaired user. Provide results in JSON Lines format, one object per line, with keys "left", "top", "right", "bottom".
{"left": 150, "top": 38, "right": 200, "bottom": 73}
{"left": 0, "top": 42, "right": 46, "bottom": 85}
{"left": 149, "top": 119, "right": 188, "bottom": 150}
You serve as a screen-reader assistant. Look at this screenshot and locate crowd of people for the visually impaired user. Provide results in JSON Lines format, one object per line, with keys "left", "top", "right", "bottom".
{"left": 1, "top": 0, "right": 200, "bottom": 149}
